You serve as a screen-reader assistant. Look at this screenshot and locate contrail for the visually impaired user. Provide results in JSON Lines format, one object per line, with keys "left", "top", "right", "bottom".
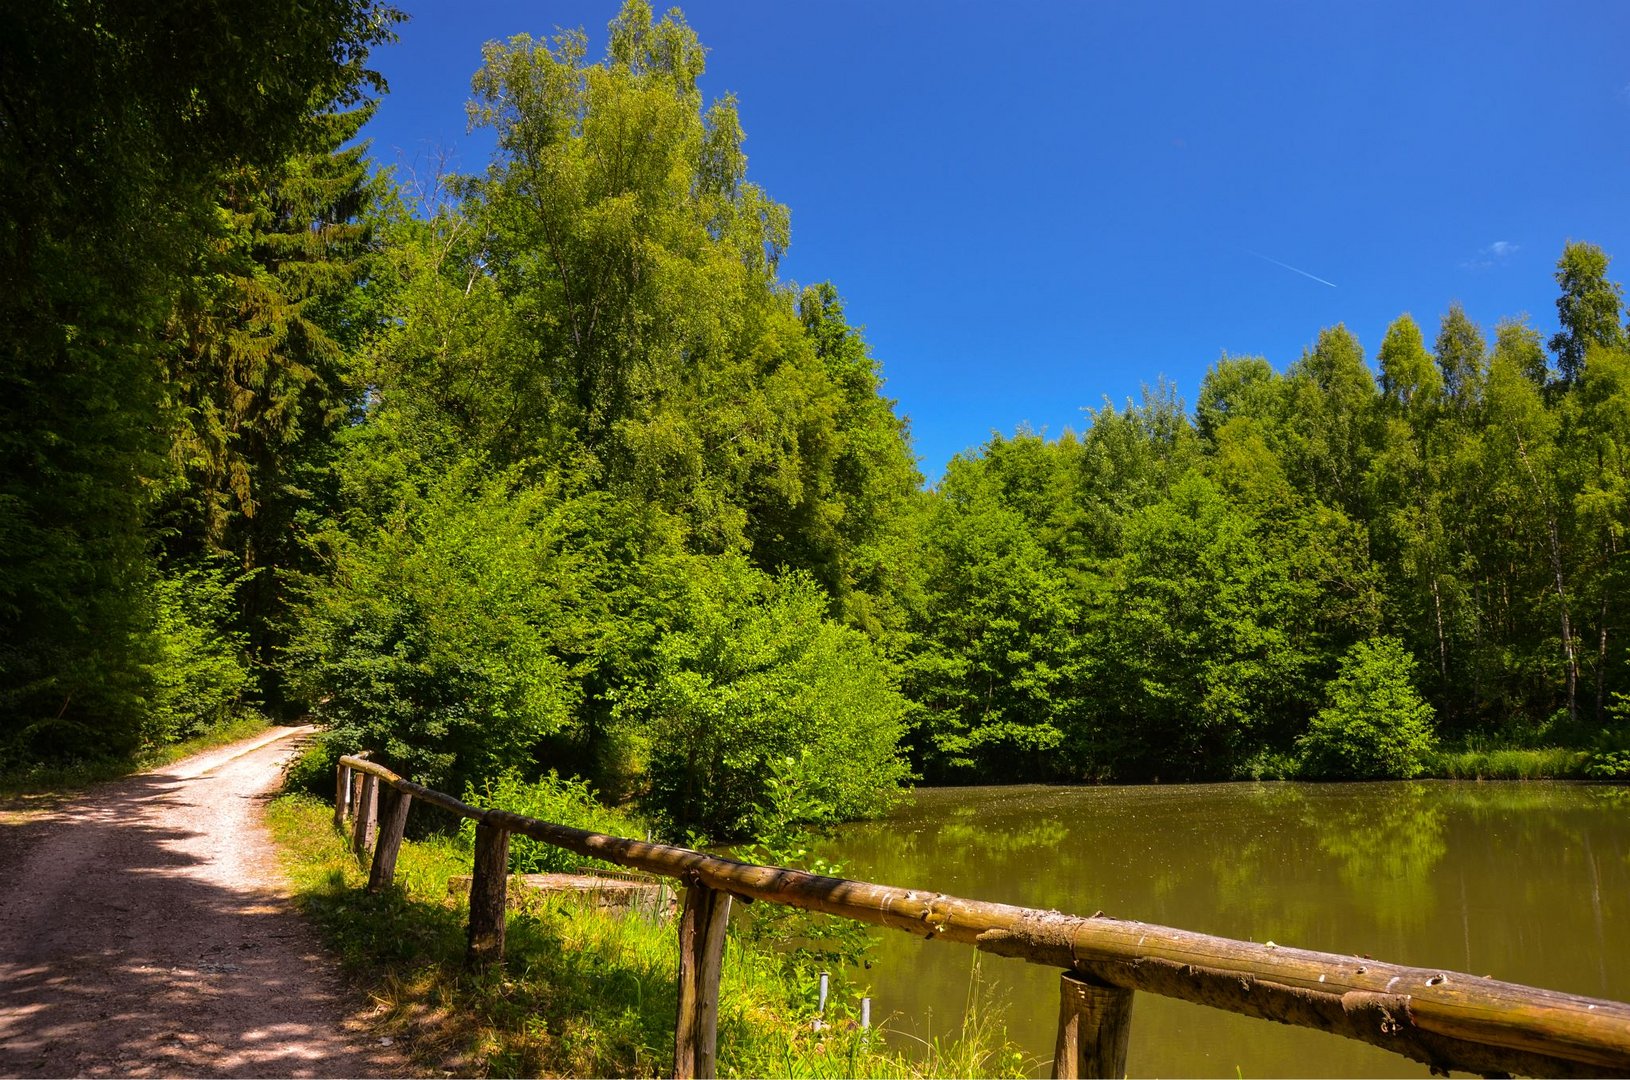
{"left": 1244, "top": 249, "right": 1338, "bottom": 289}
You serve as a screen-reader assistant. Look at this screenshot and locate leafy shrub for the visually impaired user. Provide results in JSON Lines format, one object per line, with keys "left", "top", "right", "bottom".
{"left": 1297, "top": 637, "right": 1436, "bottom": 779}
{"left": 147, "top": 559, "right": 255, "bottom": 744}
{"left": 461, "top": 769, "right": 645, "bottom": 874}
{"left": 1590, "top": 705, "right": 1630, "bottom": 780}
{"left": 283, "top": 464, "right": 587, "bottom": 798}
{"left": 281, "top": 729, "right": 345, "bottom": 796}
{"left": 619, "top": 555, "right": 912, "bottom": 841}
{"left": 1584, "top": 750, "right": 1630, "bottom": 781}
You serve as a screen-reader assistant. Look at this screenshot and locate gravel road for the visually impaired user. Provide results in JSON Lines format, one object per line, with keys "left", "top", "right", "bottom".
{"left": 0, "top": 727, "right": 405, "bottom": 1078}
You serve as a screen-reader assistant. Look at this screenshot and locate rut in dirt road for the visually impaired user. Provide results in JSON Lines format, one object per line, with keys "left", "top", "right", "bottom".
{"left": 0, "top": 728, "right": 405, "bottom": 1078}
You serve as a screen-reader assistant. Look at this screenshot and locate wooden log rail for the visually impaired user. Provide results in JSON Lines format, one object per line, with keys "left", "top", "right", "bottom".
{"left": 334, "top": 754, "right": 1630, "bottom": 1079}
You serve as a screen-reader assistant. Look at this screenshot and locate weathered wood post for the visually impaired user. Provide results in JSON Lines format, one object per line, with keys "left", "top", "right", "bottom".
{"left": 673, "top": 878, "right": 732, "bottom": 1080}
{"left": 350, "top": 772, "right": 378, "bottom": 856}
{"left": 465, "top": 820, "right": 510, "bottom": 968}
{"left": 367, "top": 785, "right": 412, "bottom": 893}
{"left": 334, "top": 762, "right": 352, "bottom": 830}
{"left": 1052, "top": 971, "right": 1134, "bottom": 1080}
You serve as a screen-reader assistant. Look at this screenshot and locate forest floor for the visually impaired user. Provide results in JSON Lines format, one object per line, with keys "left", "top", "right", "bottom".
{"left": 0, "top": 727, "right": 407, "bottom": 1078}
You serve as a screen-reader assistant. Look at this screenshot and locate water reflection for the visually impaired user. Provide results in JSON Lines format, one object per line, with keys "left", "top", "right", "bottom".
{"left": 823, "top": 781, "right": 1629, "bottom": 1078}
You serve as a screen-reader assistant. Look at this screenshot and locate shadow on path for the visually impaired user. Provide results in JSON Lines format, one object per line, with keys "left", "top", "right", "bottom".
{"left": 0, "top": 731, "right": 401, "bottom": 1078}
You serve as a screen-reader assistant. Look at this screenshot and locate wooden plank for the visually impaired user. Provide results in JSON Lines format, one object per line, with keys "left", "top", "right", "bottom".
{"left": 367, "top": 786, "right": 411, "bottom": 893}
{"left": 350, "top": 772, "right": 377, "bottom": 856}
{"left": 339, "top": 756, "right": 483, "bottom": 820}
{"left": 673, "top": 881, "right": 732, "bottom": 1080}
{"left": 465, "top": 821, "right": 510, "bottom": 968}
{"left": 333, "top": 763, "right": 351, "bottom": 830}
{"left": 1053, "top": 971, "right": 1133, "bottom": 1079}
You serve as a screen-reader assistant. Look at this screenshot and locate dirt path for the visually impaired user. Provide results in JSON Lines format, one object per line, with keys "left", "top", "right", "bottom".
{"left": 0, "top": 728, "right": 405, "bottom": 1078}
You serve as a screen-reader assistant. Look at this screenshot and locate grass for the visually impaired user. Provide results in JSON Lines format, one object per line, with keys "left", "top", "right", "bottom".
{"left": 1422, "top": 745, "right": 1592, "bottom": 780}
{"left": 0, "top": 714, "right": 274, "bottom": 802}
{"left": 266, "top": 794, "right": 1030, "bottom": 1078}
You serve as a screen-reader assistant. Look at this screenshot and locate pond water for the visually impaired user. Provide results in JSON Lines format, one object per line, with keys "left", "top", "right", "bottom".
{"left": 818, "top": 782, "right": 1630, "bottom": 1077}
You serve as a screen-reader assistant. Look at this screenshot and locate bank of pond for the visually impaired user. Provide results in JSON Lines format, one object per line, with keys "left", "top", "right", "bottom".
{"left": 271, "top": 775, "right": 1628, "bottom": 1077}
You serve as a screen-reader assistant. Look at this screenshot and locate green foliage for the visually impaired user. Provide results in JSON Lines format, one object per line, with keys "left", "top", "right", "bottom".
{"left": 904, "top": 449, "right": 1084, "bottom": 781}
{"left": 621, "top": 556, "right": 911, "bottom": 840}
{"left": 147, "top": 560, "right": 256, "bottom": 744}
{"left": 157, "top": 107, "right": 391, "bottom": 711}
{"left": 1550, "top": 240, "right": 1625, "bottom": 386}
{"left": 732, "top": 767, "right": 876, "bottom": 985}
{"left": 265, "top": 794, "right": 1024, "bottom": 1078}
{"left": 1585, "top": 750, "right": 1630, "bottom": 780}
{"left": 1095, "top": 475, "right": 1367, "bottom": 778}
{"left": 285, "top": 464, "right": 589, "bottom": 797}
{"left": 461, "top": 770, "right": 645, "bottom": 874}
{"left": 0, "top": 0, "right": 395, "bottom": 761}
{"left": 1426, "top": 746, "right": 1590, "bottom": 780}
{"left": 1298, "top": 638, "right": 1438, "bottom": 779}
{"left": 280, "top": 729, "right": 347, "bottom": 798}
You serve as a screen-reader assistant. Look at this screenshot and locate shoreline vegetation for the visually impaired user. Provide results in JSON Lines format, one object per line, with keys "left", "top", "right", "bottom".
{"left": 0, "top": 724, "right": 1612, "bottom": 805}
{"left": 1424, "top": 745, "right": 1593, "bottom": 781}
{"left": 266, "top": 794, "right": 1030, "bottom": 1079}
{"left": 271, "top": 748, "right": 1621, "bottom": 1079}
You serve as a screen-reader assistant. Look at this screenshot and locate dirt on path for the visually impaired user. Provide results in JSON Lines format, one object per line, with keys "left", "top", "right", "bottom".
{"left": 0, "top": 727, "right": 407, "bottom": 1078}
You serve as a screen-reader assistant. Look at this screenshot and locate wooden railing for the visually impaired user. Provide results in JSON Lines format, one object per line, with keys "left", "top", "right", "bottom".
{"left": 333, "top": 754, "right": 1630, "bottom": 1079}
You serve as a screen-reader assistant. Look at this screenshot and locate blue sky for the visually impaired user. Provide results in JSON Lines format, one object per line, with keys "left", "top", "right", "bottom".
{"left": 361, "top": 1, "right": 1630, "bottom": 480}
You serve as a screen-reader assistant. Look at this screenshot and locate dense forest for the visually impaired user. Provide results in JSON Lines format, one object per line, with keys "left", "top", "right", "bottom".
{"left": 4, "top": 1, "right": 1629, "bottom": 840}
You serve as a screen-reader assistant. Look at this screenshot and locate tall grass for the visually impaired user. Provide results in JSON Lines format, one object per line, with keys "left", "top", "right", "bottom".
{"left": 1423, "top": 746, "right": 1591, "bottom": 780}
{"left": 266, "top": 795, "right": 1029, "bottom": 1078}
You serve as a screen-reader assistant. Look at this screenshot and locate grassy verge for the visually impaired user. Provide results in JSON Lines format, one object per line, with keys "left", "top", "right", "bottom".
{"left": 1422, "top": 746, "right": 1592, "bottom": 780}
{"left": 0, "top": 714, "right": 274, "bottom": 802}
{"left": 266, "top": 794, "right": 1029, "bottom": 1078}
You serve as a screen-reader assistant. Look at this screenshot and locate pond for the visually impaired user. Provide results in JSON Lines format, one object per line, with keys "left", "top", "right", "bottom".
{"left": 819, "top": 781, "right": 1630, "bottom": 1077}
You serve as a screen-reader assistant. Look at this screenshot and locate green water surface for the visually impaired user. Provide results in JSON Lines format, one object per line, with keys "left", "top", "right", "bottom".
{"left": 820, "top": 781, "right": 1629, "bottom": 1077}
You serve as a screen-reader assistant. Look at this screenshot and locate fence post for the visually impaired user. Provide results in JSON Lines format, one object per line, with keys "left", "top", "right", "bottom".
{"left": 466, "top": 820, "right": 510, "bottom": 968}
{"left": 1053, "top": 971, "right": 1134, "bottom": 1080}
{"left": 367, "top": 786, "right": 412, "bottom": 893}
{"left": 674, "top": 879, "right": 732, "bottom": 1080}
{"left": 350, "top": 772, "right": 378, "bottom": 856}
{"left": 333, "top": 762, "right": 352, "bottom": 830}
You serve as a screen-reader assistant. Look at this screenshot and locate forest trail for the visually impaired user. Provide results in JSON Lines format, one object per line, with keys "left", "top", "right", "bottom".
{"left": 0, "top": 727, "right": 405, "bottom": 1078}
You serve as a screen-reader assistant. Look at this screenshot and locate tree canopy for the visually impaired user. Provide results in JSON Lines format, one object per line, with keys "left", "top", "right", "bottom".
{"left": 5, "top": 0, "right": 1630, "bottom": 820}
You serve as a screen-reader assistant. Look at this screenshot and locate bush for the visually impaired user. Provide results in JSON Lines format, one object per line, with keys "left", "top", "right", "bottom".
{"left": 283, "top": 465, "right": 586, "bottom": 798}
{"left": 619, "top": 555, "right": 912, "bottom": 841}
{"left": 1297, "top": 637, "right": 1436, "bottom": 779}
{"left": 1586, "top": 750, "right": 1630, "bottom": 780}
{"left": 1585, "top": 727, "right": 1630, "bottom": 781}
{"left": 281, "top": 729, "right": 345, "bottom": 796}
{"left": 461, "top": 769, "right": 645, "bottom": 874}
{"left": 147, "top": 559, "right": 255, "bottom": 745}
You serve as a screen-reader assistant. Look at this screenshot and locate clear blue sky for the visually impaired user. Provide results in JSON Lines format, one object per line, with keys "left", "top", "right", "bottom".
{"left": 361, "top": 0, "right": 1630, "bottom": 481}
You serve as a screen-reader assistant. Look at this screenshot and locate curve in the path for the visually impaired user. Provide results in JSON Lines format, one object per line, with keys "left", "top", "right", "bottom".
{"left": 0, "top": 728, "right": 405, "bottom": 1078}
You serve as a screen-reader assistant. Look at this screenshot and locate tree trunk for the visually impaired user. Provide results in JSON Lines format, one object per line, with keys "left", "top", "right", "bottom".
{"left": 1516, "top": 435, "right": 1578, "bottom": 723}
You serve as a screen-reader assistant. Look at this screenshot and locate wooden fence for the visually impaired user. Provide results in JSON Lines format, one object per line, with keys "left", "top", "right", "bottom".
{"left": 333, "top": 754, "right": 1630, "bottom": 1079}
